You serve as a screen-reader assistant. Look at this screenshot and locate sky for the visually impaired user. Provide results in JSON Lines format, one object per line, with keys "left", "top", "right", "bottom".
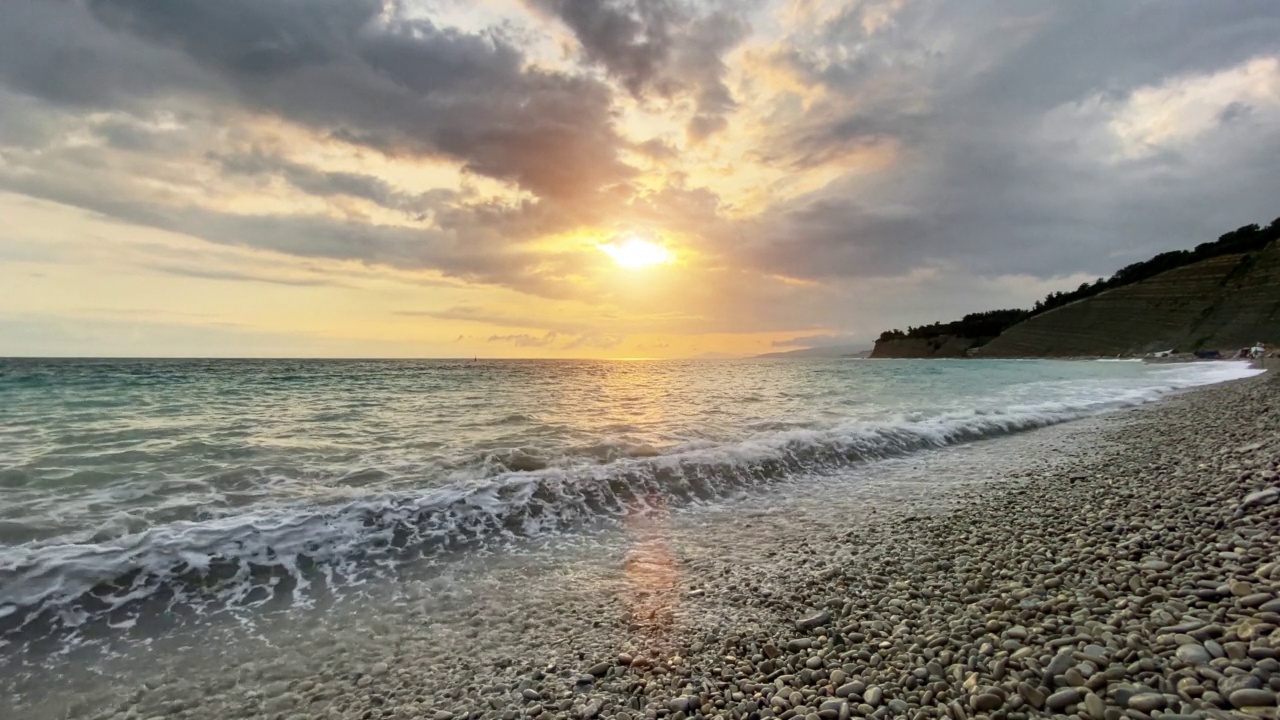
{"left": 1, "top": 0, "right": 1279, "bottom": 358}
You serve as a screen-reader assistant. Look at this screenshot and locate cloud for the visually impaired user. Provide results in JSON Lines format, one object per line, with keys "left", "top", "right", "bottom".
{"left": 212, "top": 150, "right": 460, "bottom": 218}
{"left": 3, "top": 0, "right": 1280, "bottom": 354}
{"left": 563, "top": 333, "right": 625, "bottom": 350}
{"left": 770, "top": 333, "right": 865, "bottom": 349}
{"left": 4, "top": 0, "right": 635, "bottom": 201}
{"left": 731, "top": 0, "right": 1280, "bottom": 284}
{"left": 487, "top": 331, "right": 560, "bottom": 347}
{"left": 141, "top": 263, "right": 341, "bottom": 287}
{"left": 528, "top": 0, "right": 751, "bottom": 139}
{"left": 396, "top": 306, "right": 597, "bottom": 335}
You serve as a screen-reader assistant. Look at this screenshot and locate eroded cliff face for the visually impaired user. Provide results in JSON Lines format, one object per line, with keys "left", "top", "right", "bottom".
{"left": 870, "top": 335, "right": 983, "bottom": 358}
{"left": 975, "top": 241, "right": 1280, "bottom": 357}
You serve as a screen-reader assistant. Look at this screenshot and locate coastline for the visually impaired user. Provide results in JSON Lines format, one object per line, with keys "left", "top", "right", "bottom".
{"left": 8, "top": 369, "right": 1280, "bottom": 720}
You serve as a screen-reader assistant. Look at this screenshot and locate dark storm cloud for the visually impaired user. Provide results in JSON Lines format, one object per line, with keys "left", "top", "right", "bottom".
{"left": 1, "top": 0, "right": 634, "bottom": 201}
{"left": 739, "top": 0, "right": 1280, "bottom": 283}
{"left": 528, "top": 0, "right": 750, "bottom": 139}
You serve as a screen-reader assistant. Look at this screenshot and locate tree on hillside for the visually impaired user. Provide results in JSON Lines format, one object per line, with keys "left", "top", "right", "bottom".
{"left": 875, "top": 217, "right": 1280, "bottom": 345}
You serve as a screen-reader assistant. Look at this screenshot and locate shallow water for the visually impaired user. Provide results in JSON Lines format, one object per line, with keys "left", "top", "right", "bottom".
{"left": 1, "top": 408, "right": 1121, "bottom": 719}
{"left": 0, "top": 356, "right": 1262, "bottom": 712}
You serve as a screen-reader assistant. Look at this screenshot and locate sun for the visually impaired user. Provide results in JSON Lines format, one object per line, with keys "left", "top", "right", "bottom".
{"left": 599, "top": 236, "right": 674, "bottom": 269}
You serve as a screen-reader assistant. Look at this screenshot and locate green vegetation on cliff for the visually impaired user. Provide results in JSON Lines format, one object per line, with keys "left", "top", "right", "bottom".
{"left": 876, "top": 218, "right": 1280, "bottom": 347}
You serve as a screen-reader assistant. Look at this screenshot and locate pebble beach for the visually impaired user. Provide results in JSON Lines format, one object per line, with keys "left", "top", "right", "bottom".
{"left": 16, "top": 365, "right": 1280, "bottom": 720}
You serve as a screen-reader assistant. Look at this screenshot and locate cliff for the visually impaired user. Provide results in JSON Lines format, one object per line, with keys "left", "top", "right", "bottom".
{"left": 871, "top": 335, "right": 984, "bottom": 358}
{"left": 975, "top": 241, "right": 1280, "bottom": 357}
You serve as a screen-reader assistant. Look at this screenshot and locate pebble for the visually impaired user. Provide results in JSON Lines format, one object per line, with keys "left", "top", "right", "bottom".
{"left": 795, "top": 611, "right": 831, "bottom": 632}
{"left": 1228, "top": 689, "right": 1277, "bottom": 708}
{"left": 1128, "top": 693, "right": 1166, "bottom": 712}
{"left": 1046, "top": 689, "right": 1080, "bottom": 711}
{"left": 1175, "top": 644, "right": 1211, "bottom": 665}
{"left": 864, "top": 686, "right": 883, "bottom": 708}
{"left": 1084, "top": 692, "right": 1105, "bottom": 720}
{"left": 973, "top": 694, "right": 1003, "bottom": 712}
{"left": 58, "top": 373, "right": 1280, "bottom": 720}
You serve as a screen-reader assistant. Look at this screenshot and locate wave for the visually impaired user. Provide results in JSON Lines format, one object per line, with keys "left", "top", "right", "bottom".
{"left": 0, "top": 361, "right": 1262, "bottom": 640}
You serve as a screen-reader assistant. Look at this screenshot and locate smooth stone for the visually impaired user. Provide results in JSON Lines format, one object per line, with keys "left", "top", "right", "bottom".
{"left": 1128, "top": 694, "right": 1166, "bottom": 712}
{"left": 587, "top": 662, "right": 611, "bottom": 677}
{"left": 1221, "top": 675, "right": 1263, "bottom": 696}
{"left": 1019, "top": 683, "right": 1047, "bottom": 709}
{"left": 1176, "top": 645, "right": 1212, "bottom": 665}
{"left": 836, "top": 683, "right": 863, "bottom": 699}
{"left": 973, "top": 694, "right": 1003, "bottom": 712}
{"left": 1229, "top": 689, "right": 1277, "bottom": 708}
{"left": 1046, "top": 652, "right": 1074, "bottom": 678}
{"left": 796, "top": 612, "right": 832, "bottom": 632}
{"left": 864, "top": 687, "right": 883, "bottom": 708}
{"left": 1084, "top": 693, "right": 1106, "bottom": 720}
{"left": 1046, "top": 689, "right": 1080, "bottom": 711}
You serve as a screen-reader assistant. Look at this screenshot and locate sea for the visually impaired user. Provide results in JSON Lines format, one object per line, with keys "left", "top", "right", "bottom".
{"left": 0, "top": 357, "right": 1263, "bottom": 715}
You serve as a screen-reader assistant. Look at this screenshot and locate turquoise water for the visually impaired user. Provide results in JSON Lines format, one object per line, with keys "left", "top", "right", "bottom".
{"left": 0, "top": 357, "right": 1261, "bottom": 647}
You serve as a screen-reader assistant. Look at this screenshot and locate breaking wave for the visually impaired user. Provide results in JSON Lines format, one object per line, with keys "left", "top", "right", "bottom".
{"left": 0, "top": 360, "right": 1262, "bottom": 642}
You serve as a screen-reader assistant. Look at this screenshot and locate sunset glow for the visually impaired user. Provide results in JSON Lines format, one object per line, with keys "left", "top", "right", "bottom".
{"left": 0, "top": 2, "right": 1276, "bottom": 359}
{"left": 600, "top": 237, "right": 674, "bottom": 269}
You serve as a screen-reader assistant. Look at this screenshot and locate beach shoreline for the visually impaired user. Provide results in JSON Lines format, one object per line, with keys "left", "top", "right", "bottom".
{"left": 6, "top": 368, "right": 1279, "bottom": 720}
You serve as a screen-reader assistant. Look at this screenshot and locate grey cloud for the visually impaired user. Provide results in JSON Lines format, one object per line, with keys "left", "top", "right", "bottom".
{"left": 529, "top": 0, "right": 750, "bottom": 139}
{"left": 0, "top": 163, "right": 589, "bottom": 298}
{"left": 530, "top": 0, "right": 680, "bottom": 97}
{"left": 1219, "top": 102, "right": 1252, "bottom": 125}
{"left": 141, "top": 263, "right": 341, "bottom": 287}
{"left": 3, "top": 0, "right": 635, "bottom": 201}
{"left": 739, "top": 0, "right": 1280, "bottom": 283}
{"left": 0, "top": 1, "right": 215, "bottom": 110}
{"left": 213, "top": 151, "right": 459, "bottom": 218}
{"left": 634, "top": 138, "right": 678, "bottom": 160}
{"left": 675, "top": 9, "right": 747, "bottom": 141}
{"left": 0, "top": 1, "right": 638, "bottom": 299}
